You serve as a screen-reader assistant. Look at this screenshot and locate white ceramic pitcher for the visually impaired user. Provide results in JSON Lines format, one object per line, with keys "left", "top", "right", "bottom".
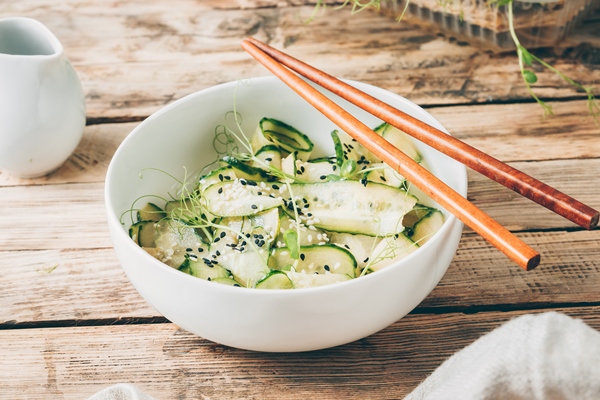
{"left": 0, "top": 17, "right": 85, "bottom": 178}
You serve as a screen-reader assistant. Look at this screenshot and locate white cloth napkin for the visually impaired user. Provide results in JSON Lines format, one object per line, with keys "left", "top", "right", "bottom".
{"left": 405, "top": 312, "right": 600, "bottom": 400}
{"left": 87, "top": 383, "right": 156, "bottom": 400}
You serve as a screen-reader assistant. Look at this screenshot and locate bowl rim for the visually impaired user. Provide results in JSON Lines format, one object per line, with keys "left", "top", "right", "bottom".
{"left": 105, "top": 76, "right": 467, "bottom": 296}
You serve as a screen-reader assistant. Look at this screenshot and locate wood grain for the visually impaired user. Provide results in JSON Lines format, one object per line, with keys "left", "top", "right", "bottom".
{"left": 1, "top": 307, "right": 599, "bottom": 399}
{"left": 1, "top": 2, "right": 598, "bottom": 120}
{"left": 2, "top": 228, "right": 599, "bottom": 325}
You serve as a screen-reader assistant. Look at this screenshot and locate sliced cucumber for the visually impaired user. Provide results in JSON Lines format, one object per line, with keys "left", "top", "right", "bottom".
{"left": 188, "top": 257, "right": 230, "bottom": 281}
{"left": 129, "top": 220, "right": 157, "bottom": 247}
{"left": 374, "top": 122, "right": 421, "bottom": 163}
{"left": 255, "top": 270, "right": 294, "bottom": 289}
{"left": 296, "top": 159, "right": 339, "bottom": 183}
{"left": 368, "top": 233, "right": 419, "bottom": 272}
{"left": 220, "top": 156, "right": 275, "bottom": 182}
{"left": 403, "top": 204, "right": 436, "bottom": 229}
{"left": 153, "top": 219, "right": 206, "bottom": 269}
{"left": 276, "top": 213, "right": 328, "bottom": 247}
{"left": 251, "top": 117, "right": 314, "bottom": 160}
{"left": 411, "top": 209, "right": 444, "bottom": 246}
{"left": 211, "top": 277, "right": 243, "bottom": 287}
{"left": 328, "top": 232, "right": 380, "bottom": 273}
{"left": 285, "top": 180, "right": 417, "bottom": 236}
{"left": 208, "top": 239, "right": 270, "bottom": 288}
{"left": 254, "top": 145, "right": 282, "bottom": 172}
{"left": 136, "top": 202, "right": 165, "bottom": 222}
{"left": 269, "top": 244, "right": 356, "bottom": 277}
{"left": 286, "top": 271, "right": 352, "bottom": 288}
{"left": 280, "top": 151, "right": 296, "bottom": 183}
{"left": 203, "top": 180, "right": 284, "bottom": 217}
{"left": 198, "top": 166, "right": 237, "bottom": 191}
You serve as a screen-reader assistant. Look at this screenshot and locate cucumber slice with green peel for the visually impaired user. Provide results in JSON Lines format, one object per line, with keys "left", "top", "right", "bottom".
{"left": 280, "top": 151, "right": 296, "bottom": 183}
{"left": 203, "top": 180, "right": 284, "bottom": 217}
{"left": 402, "top": 204, "right": 437, "bottom": 229}
{"left": 220, "top": 156, "right": 276, "bottom": 182}
{"left": 296, "top": 159, "right": 339, "bottom": 183}
{"left": 215, "top": 208, "right": 280, "bottom": 247}
{"left": 333, "top": 128, "right": 375, "bottom": 166}
{"left": 374, "top": 122, "right": 421, "bottom": 163}
{"left": 328, "top": 232, "right": 381, "bottom": 272}
{"left": 285, "top": 271, "right": 352, "bottom": 288}
{"left": 152, "top": 218, "right": 206, "bottom": 269}
{"left": 276, "top": 213, "right": 328, "bottom": 247}
{"left": 366, "top": 163, "right": 406, "bottom": 188}
{"left": 211, "top": 277, "right": 243, "bottom": 287}
{"left": 269, "top": 244, "right": 356, "bottom": 277}
{"left": 411, "top": 209, "right": 444, "bottom": 246}
{"left": 207, "top": 242, "right": 270, "bottom": 288}
{"left": 368, "top": 233, "right": 419, "bottom": 272}
{"left": 251, "top": 117, "right": 314, "bottom": 160}
{"left": 198, "top": 166, "right": 237, "bottom": 191}
{"left": 136, "top": 202, "right": 165, "bottom": 222}
{"left": 187, "top": 257, "right": 231, "bottom": 281}
{"left": 129, "top": 220, "right": 157, "bottom": 247}
{"left": 255, "top": 270, "right": 294, "bottom": 289}
{"left": 254, "top": 145, "right": 282, "bottom": 171}
{"left": 330, "top": 130, "right": 344, "bottom": 167}
{"left": 285, "top": 180, "right": 417, "bottom": 237}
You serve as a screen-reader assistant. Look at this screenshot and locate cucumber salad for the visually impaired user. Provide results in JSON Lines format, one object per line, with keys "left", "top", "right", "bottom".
{"left": 128, "top": 117, "right": 444, "bottom": 289}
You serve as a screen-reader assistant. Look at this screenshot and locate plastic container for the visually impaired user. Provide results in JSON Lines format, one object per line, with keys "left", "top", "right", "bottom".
{"left": 380, "top": 0, "right": 600, "bottom": 51}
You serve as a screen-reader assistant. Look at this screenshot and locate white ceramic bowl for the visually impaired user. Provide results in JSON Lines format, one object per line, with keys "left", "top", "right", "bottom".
{"left": 105, "top": 77, "right": 466, "bottom": 352}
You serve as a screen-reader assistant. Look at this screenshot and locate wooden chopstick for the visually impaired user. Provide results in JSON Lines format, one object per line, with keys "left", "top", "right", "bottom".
{"left": 241, "top": 38, "right": 541, "bottom": 271}
{"left": 243, "top": 36, "right": 599, "bottom": 231}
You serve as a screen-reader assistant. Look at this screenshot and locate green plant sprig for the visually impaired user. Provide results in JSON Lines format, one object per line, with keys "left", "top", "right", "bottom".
{"left": 313, "top": 0, "right": 599, "bottom": 121}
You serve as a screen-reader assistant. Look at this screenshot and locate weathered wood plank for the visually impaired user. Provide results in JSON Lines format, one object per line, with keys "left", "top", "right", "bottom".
{"left": 1, "top": 2, "right": 598, "bottom": 120}
{"left": 1, "top": 307, "right": 599, "bottom": 399}
{"left": 2, "top": 229, "right": 599, "bottom": 325}
{"left": 0, "top": 99, "right": 596, "bottom": 188}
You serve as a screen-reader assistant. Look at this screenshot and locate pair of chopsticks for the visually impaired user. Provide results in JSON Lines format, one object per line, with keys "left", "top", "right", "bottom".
{"left": 241, "top": 37, "right": 599, "bottom": 271}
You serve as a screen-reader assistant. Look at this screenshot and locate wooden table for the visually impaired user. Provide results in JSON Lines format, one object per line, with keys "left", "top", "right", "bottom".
{"left": 2, "top": 1, "right": 599, "bottom": 398}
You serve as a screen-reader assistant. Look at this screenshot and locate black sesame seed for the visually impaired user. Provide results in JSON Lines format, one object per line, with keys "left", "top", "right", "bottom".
{"left": 257, "top": 191, "right": 262, "bottom": 196}
{"left": 185, "top": 248, "right": 193, "bottom": 252}
{"left": 198, "top": 248, "right": 204, "bottom": 252}
{"left": 269, "top": 194, "right": 275, "bottom": 198}
{"left": 207, "top": 277, "right": 212, "bottom": 281}
{"left": 220, "top": 231, "right": 226, "bottom": 238}
{"left": 320, "top": 175, "right": 326, "bottom": 180}
{"left": 272, "top": 184, "right": 280, "bottom": 190}
{"left": 248, "top": 180, "right": 257, "bottom": 186}
{"left": 240, "top": 179, "right": 247, "bottom": 186}
{"left": 296, "top": 170, "right": 302, "bottom": 175}
{"left": 251, "top": 204, "right": 258, "bottom": 209}
{"left": 216, "top": 250, "right": 221, "bottom": 256}
{"left": 363, "top": 257, "right": 369, "bottom": 263}
{"left": 300, "top": 166, "right": 305, "bottom": 173}
{"left": 213, "top": 237, "right": 221, "bottom": 243}
{"left": 234, "top": 284, "right": 241, "bottom": 287}
{"left": 218, "top": 174, "right": 224, "bottom": 181}
{"left": 380, "top": 176, "right": 387, "bottom": 182}
{"left": 218, "top": 187, "right": 223, "bottom": 194}
{"left": 344, "top": 244, "right": 350, "bottom": 249}
{"left": 265, "top": 157, "right": 272, "bottom": 162}
{"left": 324, "top": 265, "right": 330, "bottom": 271}
{"left": 300, "top": 253, "right": 305, "bottom": 261}
{"left": 332, "top": 165, "right": 337, "bottom": 171}
{"left": 211, "top": 260, "right": 218, "bottom": 265}
{"left": 245, "top": 233, "right": 251, "bottom": 238}
{"left": 224, "top": 175, "right": 231, "bottom": 180}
